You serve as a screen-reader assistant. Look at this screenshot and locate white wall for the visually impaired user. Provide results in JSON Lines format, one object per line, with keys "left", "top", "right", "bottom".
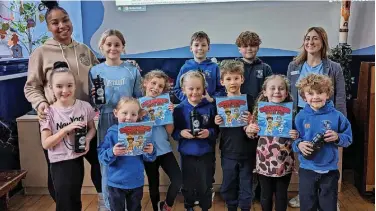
{"left": 90, "top": 1, "right": 375, "bottom": 56}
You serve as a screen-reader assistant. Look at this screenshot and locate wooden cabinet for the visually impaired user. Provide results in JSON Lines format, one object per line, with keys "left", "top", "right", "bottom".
{"left": 352, "top": 62, "right": 375, "bottom": 195}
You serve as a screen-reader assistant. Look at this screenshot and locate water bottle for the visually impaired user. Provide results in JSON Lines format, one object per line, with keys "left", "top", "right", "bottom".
{"left": 190, "top": 109, "right": 202, "bottom": 137}
{"left": 93, "top": 75, "right": 105, "bottom": 104}
{"left": 74, "top": 126, "right": 87, "bottom": 153}
{"left": 304, "top": 132, "right": 325, "bottom": 160}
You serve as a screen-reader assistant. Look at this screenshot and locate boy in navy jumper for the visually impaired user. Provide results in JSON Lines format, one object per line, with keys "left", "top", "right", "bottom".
{"left": 173, "top": 31, "right": 225, "bottom": 103}
{"left": 214, "top": 60, "right": 254, "bottom": 211}
{"left": 98, "top": 98, "right": 156, "bottom": 211}
{"left": 293, "top": 74, "right": 352, "bottom": 211}
{"left": 172, "top": 71, "right": 218, "bottom": 211}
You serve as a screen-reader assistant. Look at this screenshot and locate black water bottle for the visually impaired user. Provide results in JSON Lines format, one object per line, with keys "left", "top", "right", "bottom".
{"left": 190, "top": 109, "right": 202, "bottom": 137}
{"left": 304, "top": 132, "right": 325, "bottom": 160}
{"left": 74, "top": 126, "right": 87, "bottom": 153}
{"left": 93, "top": 75, "right": 105, "bottom": 104}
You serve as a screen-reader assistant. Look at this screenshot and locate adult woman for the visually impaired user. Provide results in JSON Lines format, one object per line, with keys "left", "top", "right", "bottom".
{"left": 23, "top": 0, "right": 103, "bottom": 208}
{"left": 286, "top": 26, "right": 346, "bottom": 210}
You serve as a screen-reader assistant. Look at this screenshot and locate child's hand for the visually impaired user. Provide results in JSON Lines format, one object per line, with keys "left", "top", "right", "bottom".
{"left": 203, "top": 91, "right": 214, "bottom": 103}
{"left": 214, "top": 115, "right": 223, "bottom": 125}
{"left": 181, "top": 129, "right": 194, "bottom": 139}
{"left": 143, "top": 143, "right": 154, "bottom": 154}
{"left": 197, "top": 129, "right": 210, "bottom": 139}
{"left": 126, "top": 60, "right": 142, "bottom": 72}
{"left": 91, "top": 87, "right": 96, "bottom": 98}
{"left": 240, "top": 111, "right": 251, "bottom": 123}
{"left": 113, "top": 143, "right": 128, "bottom": 156}
{"left": 139, "top": 109, "right": 148, "bottom": 120}
{"left": 289, "top": 130, "right": 299, "bottom": 140}
{"left": 324, "top": 130, "right": 339, "bottom": 143}
{"left": 246, "top": 123, "right": 259, "bottom": 134}
{"left": 298, "top": 141, "right": 314, "bottom": 156}
{"left": 168, "top": 103, "right": 174, "bottom": 112}
{"left": 63, "top": 121, "right": 86, "bottom": 134}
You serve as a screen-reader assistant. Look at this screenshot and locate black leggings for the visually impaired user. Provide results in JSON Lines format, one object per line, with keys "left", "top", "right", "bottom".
{"left": 144, "top": 152, "right": 182, "bottom": 211}
{"left": 258, "top": 174, "right": 292, "bottom": 211}
{"left": 44, "top": 135, "right": 102, "bottom": 201}
{"left": 50, "top": 156, "right": 84, "bottom": 211}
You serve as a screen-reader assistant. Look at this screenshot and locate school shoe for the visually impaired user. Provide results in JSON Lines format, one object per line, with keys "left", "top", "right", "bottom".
{"left": 288, "top": 194, "right": 300, "bottom": 208}
{"left": 185, "top": 208, "right": 194, "bottom": 211}
{"left": 158, "top": 201, "right": 172, "bottom": 211}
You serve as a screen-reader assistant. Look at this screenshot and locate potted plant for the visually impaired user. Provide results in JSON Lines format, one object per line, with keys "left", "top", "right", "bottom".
{"left": 329, "top": 43, "right": 354, "bottom": 100}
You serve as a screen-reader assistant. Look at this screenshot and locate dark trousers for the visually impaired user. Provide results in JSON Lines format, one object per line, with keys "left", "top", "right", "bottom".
{"left": 299, "top": 168, "right": 339, "bottom": 211}
{"left": 220, "top": 157, "right": 253, "bottom": 211}
{"left": 50, "top": 156, "right": 84, "bottom": 211}
{"left": 43, "top": 134, "right": 102, "bottom": 201}
{"left": 108, "top": 186, "right": 143, "bottom": 211}
{"left": 258, "top": 173, "right": 292, "bottom": 211}
{"left": 144, "top": 152, "right": 182, "bottom": 211}
{"left": 181, "top": 153, "right": 214, "bottom": 210}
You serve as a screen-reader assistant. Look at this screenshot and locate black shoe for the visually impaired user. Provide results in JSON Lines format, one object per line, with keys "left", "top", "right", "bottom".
{"left": 185, "top": 208, "right": 194, "bottom": 211}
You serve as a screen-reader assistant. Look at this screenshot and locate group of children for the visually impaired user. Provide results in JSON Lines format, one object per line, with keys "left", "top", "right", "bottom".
{"left": 39, "top": 28, "right": 352, "bottom": 211}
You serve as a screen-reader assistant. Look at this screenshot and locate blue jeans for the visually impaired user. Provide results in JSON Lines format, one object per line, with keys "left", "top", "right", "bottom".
{"left": 220, "top": 157, "right": 253, "bottom": 210}
{"left": 108, "top": 186, "right": 143, "bottom": 211}
{"left": 299, "top": 168, "right": 339, "bottom": 211}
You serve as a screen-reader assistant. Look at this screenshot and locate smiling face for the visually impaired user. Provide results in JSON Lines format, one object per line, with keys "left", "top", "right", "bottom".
{"left": 144, "top": 77, "right": 166, "bottom": 98}
{"left": 238, "top": 45, "right": 259, "bottom": 60}
{"left": 50, "top": 72, "right": 76, "bottom": 104}
{"left": 304, "top": 29, "right": 323, "bottom": 56}
{"left": 114, "top": 101, "right": 140, "bottom": 123}
{"left": 182, "top": 77, "right": 204, "bottom": 105}
{"left": 220, "top": 72, "right": 244, "bottom": 95}
{"left": 263, "top": 77, "right": 288, "bottom": 103}
{"left": 303, "top": 88, "right": 329, "bottom": 111}
{"left": 190, "top": 38, "right": 209, "bottom": 62}
{"left": 47, "top": 9, "right": 73, "bottom": 45}
{"left": 100, "top": 35, "right": 124, "bottom": 61}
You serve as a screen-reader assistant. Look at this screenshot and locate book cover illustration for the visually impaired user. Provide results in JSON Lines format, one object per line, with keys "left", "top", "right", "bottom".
{"left": 118, "top": 122, "right": 154, "bottom": 156}
{"left": 257, "top": 102, "right": 293, "bottom": 138}
{"left": 138, "top": 93, "right": 173, "bottom": 126}
{"left": 216, "top": 94, "right": 248, "bottom": 128}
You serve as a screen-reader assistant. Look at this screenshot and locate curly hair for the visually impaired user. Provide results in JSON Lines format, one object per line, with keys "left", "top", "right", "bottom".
{"left": 190, "top": 31, "right": 210, "bottom": 46}
{"left": 235, "top": 31, "right": 262, "bottom": 47}
{"left": 252, "top": 74, "right": 293, "bottom": 122}
{"left": 219, "top": 59, "right": 244, "bottom": 80}
{"left": 141, "top": 70, "right": 171, "bottom": 95}
{"left": 296, "top": 73, "right": 334, "bottom": 99}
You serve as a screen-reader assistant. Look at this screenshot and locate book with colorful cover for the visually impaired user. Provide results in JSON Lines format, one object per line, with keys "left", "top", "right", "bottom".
{"left": 138, "top": 93, "right": 173, "bottom": 126}
{"left": 216, "top": 94, "right": 248, "bottom": 128}
{"left": 118, "top": 122, "right": 154, "bottom": 156}
{"left": 257, "top": 102, "right": 293, "bottom": 138}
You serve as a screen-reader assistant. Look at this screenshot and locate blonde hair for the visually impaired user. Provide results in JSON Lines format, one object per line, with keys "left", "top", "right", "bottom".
{"left": 252, "top": 74, "right": 293, "bottom": 121}
{"left": 141, "top": 70, "right": 171, "bottom": 95}
{"left": 296, "top": 74, "right": 334, "bottom": 99}
{"left": 219, "top": 59, "right": 244, "bottom": 80}
{"left": 115, "top": 97, "right": 141, "bottom": 111}
{"left": 98, "top": 29, "right": 126, "bottom": 52}
{"left": 294, "top": 27, "right": 329, "bottom": 65}
{"left": 180, "top": 70, "right": 206, "bottom": 89}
